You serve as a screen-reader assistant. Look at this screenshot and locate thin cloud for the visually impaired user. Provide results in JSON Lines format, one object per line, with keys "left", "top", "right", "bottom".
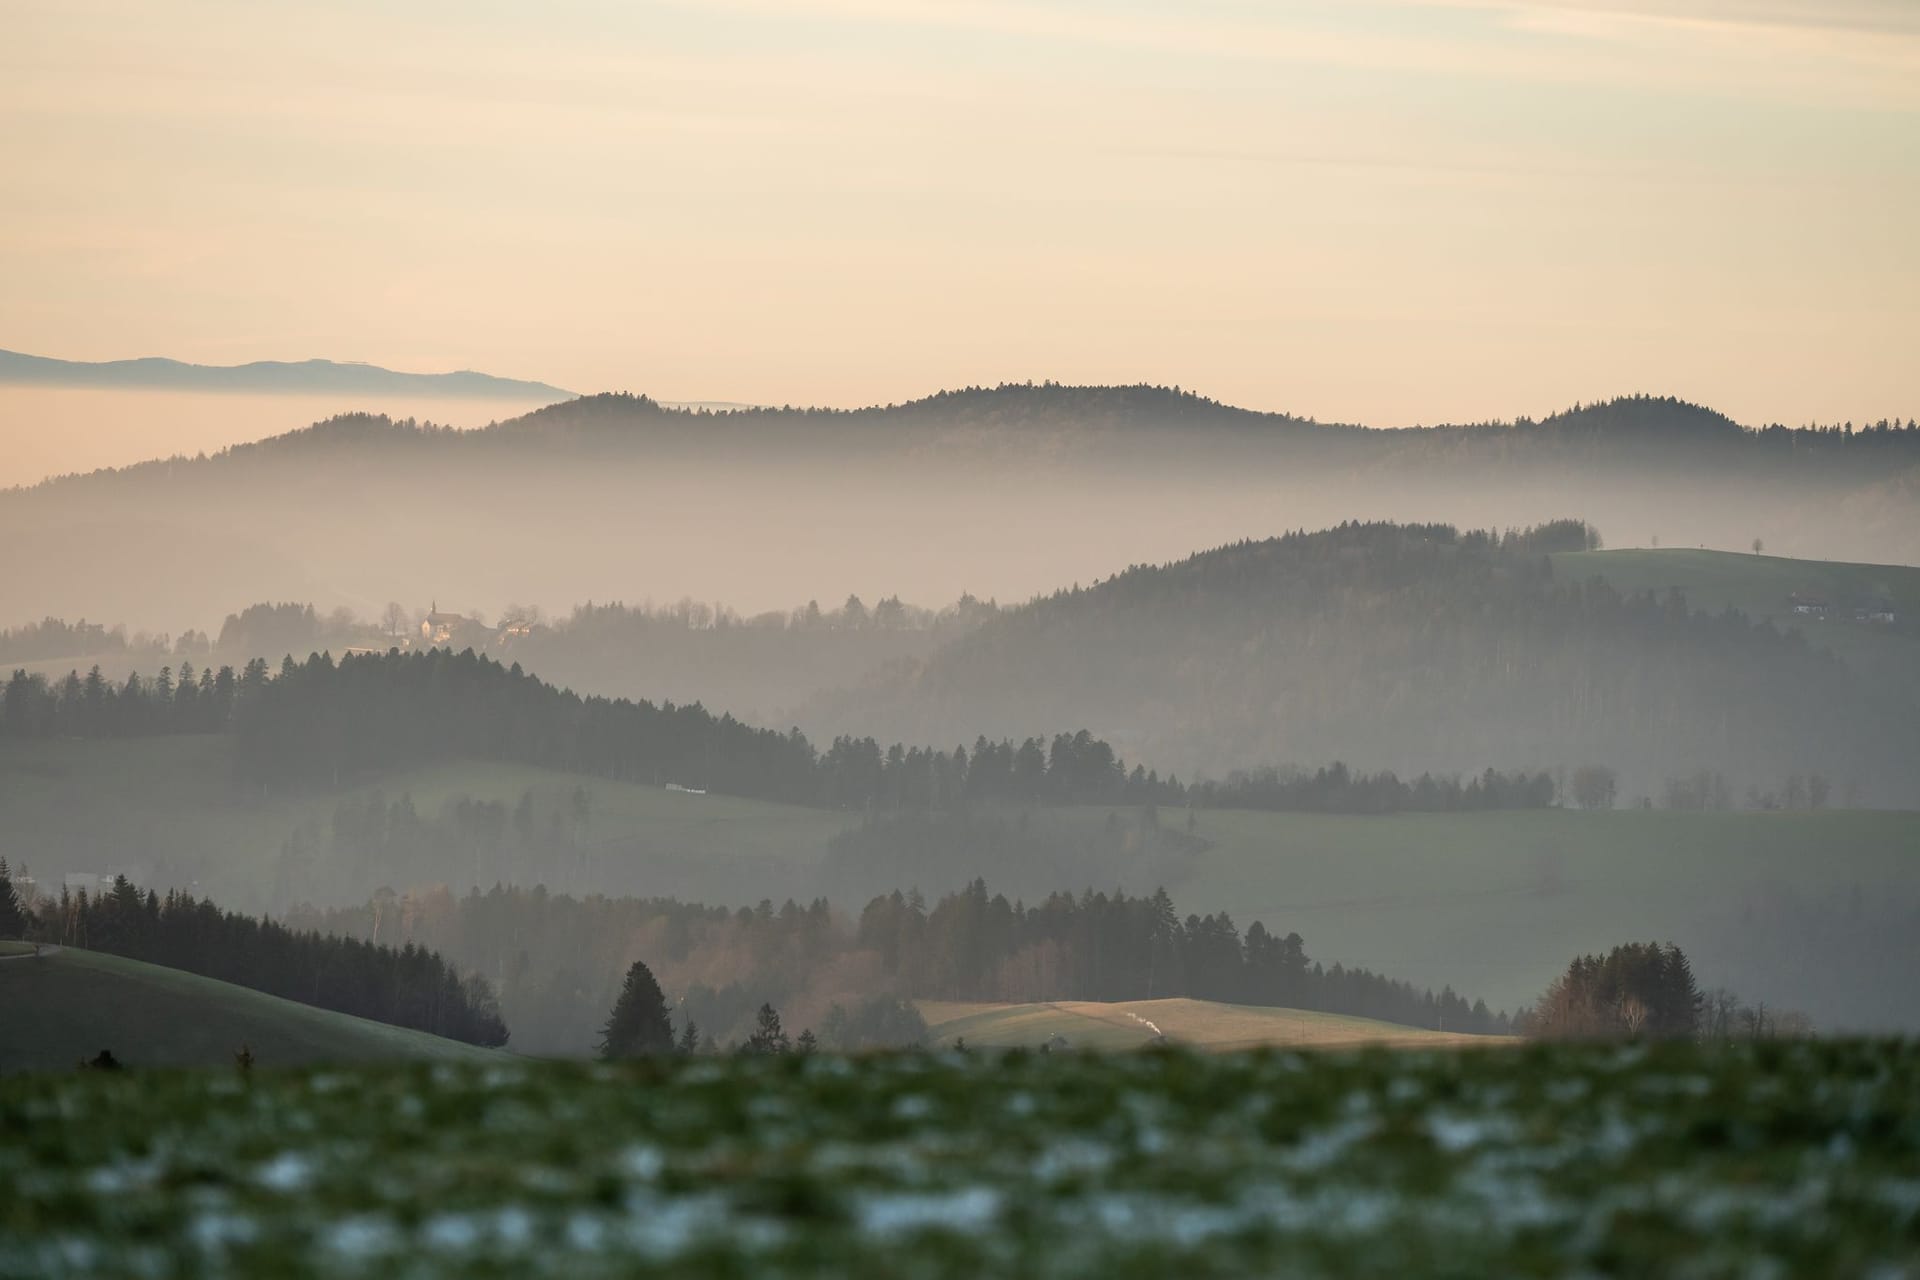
{"left": 1408, "top": 0, "right": 1920, "bottom": 38}
{"left": 663, "top": 0, "right": 1920, "bottom": 108}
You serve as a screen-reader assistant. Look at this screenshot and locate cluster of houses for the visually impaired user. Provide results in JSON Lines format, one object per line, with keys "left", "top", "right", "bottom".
{"left": 1788, "top": 592, "right": 1898, "bottom": 625}
{"left": 346, "top": 604, "right": 541, "bottom": 657}
{"left": 419, "top": 604, "right": 539, "bottom": 649}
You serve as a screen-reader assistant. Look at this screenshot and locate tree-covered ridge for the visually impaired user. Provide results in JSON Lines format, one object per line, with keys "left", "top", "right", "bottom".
{"left": 0, "top": 616, "right": 173, "bottom": 665}
{"left": 11, "top": 385, "right": 1917, "bottom": 496}
{"left": 2, "top": 643, "right": 1564, "bottom": 818}
{"left": 292, "top": 879, "right": 1510, "bottom": 1056}
{"left": 19, "top": 874, "right": 507, "bottom": 1047}
{"left": 818, "top": 520, "right": 1920, "bottom": 802}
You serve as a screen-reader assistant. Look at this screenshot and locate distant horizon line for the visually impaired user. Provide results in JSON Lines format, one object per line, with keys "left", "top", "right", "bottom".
{"left": 0, "top": 346, "right": 575, "bottom": 401}
{"left": 4, "top": 346, "right": 1915, "bottom": 434}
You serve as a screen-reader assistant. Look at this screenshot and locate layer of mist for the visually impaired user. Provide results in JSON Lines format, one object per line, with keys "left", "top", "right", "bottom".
{"left": 3, "top": 388, "right": 1914, "bottom": 637}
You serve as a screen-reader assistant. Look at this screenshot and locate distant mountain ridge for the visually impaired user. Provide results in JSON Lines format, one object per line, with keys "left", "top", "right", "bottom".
{"left": 2, "top": 381, "right": 1914, "bottom": 640}
{"left": 0, "top": 347, "right": 573, "bottom": 400}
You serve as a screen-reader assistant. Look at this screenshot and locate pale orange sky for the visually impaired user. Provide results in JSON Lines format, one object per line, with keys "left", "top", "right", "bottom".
{"left": 3, "top": 0, "right": 1917, "bottom": 430}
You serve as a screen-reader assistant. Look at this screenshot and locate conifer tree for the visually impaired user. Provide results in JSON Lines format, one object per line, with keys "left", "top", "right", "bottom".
{"left": 0, "top": 858, "right": 25, "bottom": 939}
{"left": 743, "top": 1002, "right": 789, "bottom": 1055}
{"left": 597, "top": 959, "right": 674, "bottom": 1059}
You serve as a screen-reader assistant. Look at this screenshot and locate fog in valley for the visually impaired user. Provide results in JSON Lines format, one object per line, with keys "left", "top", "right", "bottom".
{"left": 0, "top": 386, "right": 567, "bottom": 489}
{"left": 5, "top": 385, "right": 1919, "bottom": 1040}
{"left": 5, "top": 388, "right": 1915, "bottom": 636}
{"left": 8, "top": 0, "right": 1920, "bottom": 1266}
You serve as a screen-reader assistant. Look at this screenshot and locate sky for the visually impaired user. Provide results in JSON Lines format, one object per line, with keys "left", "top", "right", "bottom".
{"left": 3, "top": 0, "right": 1917, "bottom": 430}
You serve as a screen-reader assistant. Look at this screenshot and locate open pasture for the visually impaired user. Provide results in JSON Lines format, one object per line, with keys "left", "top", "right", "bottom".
{"left": 0, "top": 948, "right": 499, "bottom": 1074}
{"left": 918, "top": 998, "right": 1500, "bottom": 1051}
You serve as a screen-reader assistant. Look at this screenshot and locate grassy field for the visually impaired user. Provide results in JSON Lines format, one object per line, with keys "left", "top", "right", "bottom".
{"left": 1554, "top": 546, "right": 1920, "bottom": 701}
{"left": 2, "top": 1044, "right": 1916, "bottom": 1276}
{"left": 0, "top": 947, "right": 500, "bottom": 1074}
{"left": 0, "top": 736, "right": 852, "bottom": 914}
{"left": 919, "top": 998, "right": 1502, "bottom": 1052}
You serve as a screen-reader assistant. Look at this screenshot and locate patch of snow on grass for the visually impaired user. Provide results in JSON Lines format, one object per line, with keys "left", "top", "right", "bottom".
{"left": 857, "top": 1187, "right": 1002, "bottom": 1237}
{"left": 254, "top": 1151, "right": 314, "bottom": 1193}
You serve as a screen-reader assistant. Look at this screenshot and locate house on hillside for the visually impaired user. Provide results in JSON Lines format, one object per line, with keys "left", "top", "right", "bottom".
{"left": 1854, "top": 597, "right": 1897, "bottom": 625}
{"left": 494, "top": 618, "right": 539, "bottom": 648}
{"left": 420, "top": 603, "right": 472, "bottom": 647}
{"left": 1787, "top": 592, "right": 1830, "bottom": 619}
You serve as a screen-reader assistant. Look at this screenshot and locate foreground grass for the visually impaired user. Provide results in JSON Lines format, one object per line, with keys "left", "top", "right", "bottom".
{"left": 2, "top": 1043, "right": 1916, "bottom": 1277}
{"left": 0, "top": 949, "right": 499, "bottom": 1074}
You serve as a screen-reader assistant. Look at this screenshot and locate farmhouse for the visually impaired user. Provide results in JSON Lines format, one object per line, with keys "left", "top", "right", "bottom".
{"left": 494, "top": 618, "right": 539, "bottom": 648}
{"left": 1787, "top": 592, "right": 1830, "bottom": 619}
{"left": 419, "top": 603, "right": 472, "bottom": 646}
{"left": 1854, "top": 597, "right": 1897, "bottom": 625}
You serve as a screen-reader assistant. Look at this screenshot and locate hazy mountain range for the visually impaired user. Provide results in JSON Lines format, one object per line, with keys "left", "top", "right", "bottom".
{"left": 0, "top": 347, "right": 572, "bottom": 400}
{"left": 1, "top": 385, "right": 1914, "bottom": 644}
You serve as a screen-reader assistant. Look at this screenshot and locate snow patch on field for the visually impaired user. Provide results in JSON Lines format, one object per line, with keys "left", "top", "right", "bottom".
{"left": 857, "top": 1187, "right": 1002, "bottom": 1236}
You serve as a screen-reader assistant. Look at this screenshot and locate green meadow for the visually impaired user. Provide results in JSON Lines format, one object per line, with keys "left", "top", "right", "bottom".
{"left": 1553, "top": 546, "right": 1920, "bottom": 702}
{"left": 0, "top": 947, "right": 499, "bottom": 1074}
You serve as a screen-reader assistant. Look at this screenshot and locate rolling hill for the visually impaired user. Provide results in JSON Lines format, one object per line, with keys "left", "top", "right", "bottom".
{"left": 0, "top": 947, "right": 500, "bottom": 1073}
{"left": 1552, "top": 546, "right": 1920, "bottom": 705}
{"left": 1, "top": 386, "right": 1913, "bottom": 637}
{"left": 0, "top": 735, "right": 852, "bottom": 916}
{"left": 810, "top": 523, "right": 1920, "bottom": 804}
{"left": 917, "top": 997, "right": 1504, "bottom": 1051}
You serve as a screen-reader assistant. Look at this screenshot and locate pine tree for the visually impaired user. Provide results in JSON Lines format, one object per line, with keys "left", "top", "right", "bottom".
{"left": 597, "top": 960, "right": 674, "bottom": 1059}
{"left": 677, "top": 1018, "right": 700, "bottom": 1055}
{"left": 795, "top": 1028, "right": 818, "bottom": 1055}
{"left": 0, "top": 858, "right": 25, "bottom": 939}
{"left": 743, "top": 1002, "right": 789, "bottom": 1055}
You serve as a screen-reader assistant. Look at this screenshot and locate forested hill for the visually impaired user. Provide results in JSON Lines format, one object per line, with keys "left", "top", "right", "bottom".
{"left": 808, "top": 521, "right": 1920, "bottom": 806}
{"left": 5, "top": 386, "right": 1916, "bottom": 637}
{"left": 13, "top": 386, "right": 1916, "bottom": 490}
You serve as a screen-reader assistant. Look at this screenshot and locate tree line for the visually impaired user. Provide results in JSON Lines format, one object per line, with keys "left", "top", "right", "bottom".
{"left": 1, "top": 658, "right": 264, "bottom": 737}
{"left": 291, "top": 878, "right": 1510, "bottom": 1055}
{"left": 0, "top": 616, "right": 219, "bottom": 667}
{"left": 1518, "top": 940, "right": 1812, "bottom": 1042}
{"left": 2, "top": 647, "right": 1564, "bottom": 817}
{"left": 3, "top": 864, "right": 507, "bottom": 1047}
{"left": 596, "top": 960, "right": 917, "bottom": 1058}
{"left": 1193, "top": 762, "right": 1554, "bottom": 813}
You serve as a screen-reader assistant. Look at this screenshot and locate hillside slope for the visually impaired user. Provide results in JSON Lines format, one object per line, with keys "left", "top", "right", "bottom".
{"left": 809, "top": 523, "right": 1920, "bottom": 803}
{"left": 0, "top": 736, "right": 850, "bottom": 915}
{"left": 918, "top": 997, "right": 1502, "bottom": 1051}
{"left": 1553, "top": 547, "right": 1920, "bottom": 705}
{"left": 0, "top": 947, "right": 500, "bottom": 1073}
